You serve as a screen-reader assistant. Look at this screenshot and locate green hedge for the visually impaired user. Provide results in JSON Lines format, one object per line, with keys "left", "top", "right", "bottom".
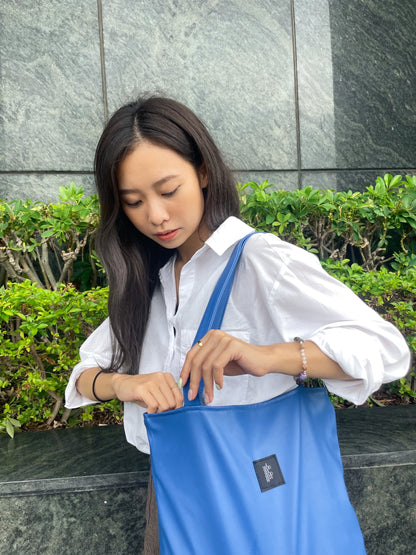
{"left": 1, "top": 175, "right": 415, "bottom": 436}
{"left": 238, "top": 174, "right": 416, "bottom": 271}
{"left": 0, "top": 183, "right": 102, "bottom": 290}
{"left": 0, "top": 282, "right": 122, "bottom": 437}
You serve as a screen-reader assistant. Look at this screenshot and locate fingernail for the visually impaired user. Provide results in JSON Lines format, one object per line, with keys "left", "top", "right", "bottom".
{"left": 202, "top": 393, "right": 209, "bottom": 405}
{"left": 215, "top": 382, "right": 222, "bottom": 391}
{"left": 188, "top": 389, "right": 193, "bottom": 401}
{"left": 177, "top": 377, "right": 183, "bottom": 389}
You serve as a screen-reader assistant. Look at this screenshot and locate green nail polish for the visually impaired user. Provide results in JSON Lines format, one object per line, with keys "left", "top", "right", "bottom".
{"left": 215, "top": 383, "right": 222, "bottom": 390}
{"left": 177, "top": 377, "right": 183, "bottom": 389}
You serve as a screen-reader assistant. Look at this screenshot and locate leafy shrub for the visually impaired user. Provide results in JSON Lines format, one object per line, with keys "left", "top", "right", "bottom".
{"left": 239, "top": 174, "right": 416, "bottom": 271}
{"left": 0, "top": 183, "right": 103, "bottom": 290}
{"left": 322, "top": 260, "right": 415, "bottom": 402}
{"left": 0, "top": 281, "right": 121, "bottom": 437}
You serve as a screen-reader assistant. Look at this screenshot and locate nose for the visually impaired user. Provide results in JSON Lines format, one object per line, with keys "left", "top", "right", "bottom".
{"left": 147, "top": 199, "right": 169, "bottom": 226}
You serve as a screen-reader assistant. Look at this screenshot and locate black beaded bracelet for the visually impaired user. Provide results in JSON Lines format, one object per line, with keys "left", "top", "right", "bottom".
{"left": 91, "top": 369, "right": 113, "bottom": 403}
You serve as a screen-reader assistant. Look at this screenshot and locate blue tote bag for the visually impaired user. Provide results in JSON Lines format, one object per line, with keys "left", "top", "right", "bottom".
{"left": 144, "top": 234, "right": 366, "bottom": 554}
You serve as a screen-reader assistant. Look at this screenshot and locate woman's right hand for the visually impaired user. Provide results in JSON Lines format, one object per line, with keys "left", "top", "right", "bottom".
{"left": 111, "top": 372, "right": 184, "bottom": 413}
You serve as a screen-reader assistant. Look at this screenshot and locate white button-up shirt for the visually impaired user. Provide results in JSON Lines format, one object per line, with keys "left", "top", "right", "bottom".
{"left": 65, "top": 217, "right": 410, "bottom": 453}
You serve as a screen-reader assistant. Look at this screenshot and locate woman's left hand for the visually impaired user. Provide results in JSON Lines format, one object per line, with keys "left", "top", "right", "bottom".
{"left": 180, "top": 330, "right": 274, "bottom": 403}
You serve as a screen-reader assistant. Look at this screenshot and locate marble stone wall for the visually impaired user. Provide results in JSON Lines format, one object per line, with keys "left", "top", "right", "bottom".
{"left": 1, "top": 0, "right": 415, "bottom": 201}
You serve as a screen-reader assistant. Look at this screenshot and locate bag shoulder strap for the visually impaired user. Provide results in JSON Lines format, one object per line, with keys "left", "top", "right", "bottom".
{"left": 184, "top": 231, "right": 257, "bottom": 406}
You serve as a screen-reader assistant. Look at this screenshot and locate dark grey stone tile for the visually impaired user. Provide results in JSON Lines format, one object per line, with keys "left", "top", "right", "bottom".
{"left": 300, "top": 171, "right": 341, "bottom": 190}
{"left": 0, "top": 1, "right": 105, "bottom": 171}
{"left": 295, "top": 0, "right": 416, "bottom": 170}
{"left": 101, "top": 0, "right": 297, "bottom": 170}
{"left": 345, "top": 466, "right": 416, "bottom": 555}
{"left": 0, "top": 426, "right": 147, "bottom": 484}
{"left": 300, "top": 169, "right": 416, "bottom": 192}
{"left": 0, "top": 173, "right": 96, "bottom": 201}
{"left": 1, "top": 487, "right": 146, "bottom": 555}
{"left": 329, "top": 0, "right": 416, "bottom": 169}
{"left": 295, "top": 0, "right": 338, "bottom": 169}
{"left": 336, "top": 406, "right": 416, "bottom": 466}
{"left": 234, "top": 171, "right": 298, "bottom": 191}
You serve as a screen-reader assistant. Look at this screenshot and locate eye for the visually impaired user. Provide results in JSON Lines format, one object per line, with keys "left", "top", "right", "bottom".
{"left": 162, "top": 186, "right": 179, "bottom": 198}
{"left": 124, "top": 199, "right": 142, "bottom": 208}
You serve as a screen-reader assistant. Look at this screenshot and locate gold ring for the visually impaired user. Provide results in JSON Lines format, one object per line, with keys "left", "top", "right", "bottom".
{"left": 197, "top": 340, "right": 204, "bottom": 348}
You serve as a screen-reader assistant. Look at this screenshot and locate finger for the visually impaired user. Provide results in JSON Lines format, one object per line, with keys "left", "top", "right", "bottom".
{"left": 189, "top": 332, "right": 227, "bottom": 402}
{"left": 149, "top": 373, "right": 184, "bottom": 411}
{"left": 187, "top": 360, "right": 203, "bottom": 402}
{"left": 138, "top": 390, "right": 159, "bottom": 414}
{"left": 206, "top": 332, "right": 238, "bottom": 390}
{"left": 170, "top": 382, "right": 185, "bottom": 408}
{"left": 179, "top": 342, "right": 204, "bottom": 400}
{"left": 159, "top": 380, "right": 184, "bottom": 410}
{"left": 164, "top": 373, "right": 185, "bottom": 408}
{"left": 201, "top": 350, "right": 229, "bottom": 402}
{"left": 180, "top": 336, "right": 206, "bottom": 387}
{"left": 185, "top": 332, "right": 225, "bottom": 401}
{"left": 145, "top": 388, "right": 178, "bottom": 413}
{"left": 187, "top": 337, "right": 218, "bottom": 401}
{"left": 182, "top": 331, "right": 238, "bottom": 401}
{"left": 137, "top": 374, "right": 183, "bottom": 413}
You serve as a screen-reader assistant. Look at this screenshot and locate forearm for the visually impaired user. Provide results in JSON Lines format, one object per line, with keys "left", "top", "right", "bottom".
{"left": 182, "top": 331, "right": 352, "bottom": 403}
{"left": 267, "top": 340, "right": 350, "bottom": 380}
{"left": 75, "top": 367, "right": 184, "bottom": 413}
{"left": 76, "top": 367, "right": 121, "bottom": 402}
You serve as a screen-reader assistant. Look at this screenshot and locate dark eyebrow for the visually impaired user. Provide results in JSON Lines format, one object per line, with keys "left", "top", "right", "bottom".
{"left": 119, "top": 174, "right": 179, "bottom": 195}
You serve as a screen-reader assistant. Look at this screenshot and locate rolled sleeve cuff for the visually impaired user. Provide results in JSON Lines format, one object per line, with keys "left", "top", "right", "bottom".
{"left": 310, "top": 322, "right": 410, "bottom": 406}
{"left": 64, "top": 352, "right": 113, "bottom": 408}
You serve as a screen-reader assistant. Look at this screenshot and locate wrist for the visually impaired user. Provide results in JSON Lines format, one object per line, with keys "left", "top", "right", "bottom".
{"left": 110, "top": 371, "right": 129, "bottom": 395}
{"left": 294, "top": 337, "right": 308, "bottom": 383}
{"left": 267, "top": 342, "right": 306, "bottom": 377}
{"left": 91, "top": 369, "right": 119, "bottom": 402}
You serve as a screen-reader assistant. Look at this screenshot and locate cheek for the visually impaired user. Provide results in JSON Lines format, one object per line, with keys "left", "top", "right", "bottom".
{"left": 191, "top": 187, "right": 206, "bottom": 211}
{"left": 124, "top": 209, "right": 145, "bottom": 230}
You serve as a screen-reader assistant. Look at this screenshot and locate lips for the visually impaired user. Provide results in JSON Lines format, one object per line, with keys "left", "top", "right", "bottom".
{"left": 156, "top": 229, "right": 179, "bottom": 241}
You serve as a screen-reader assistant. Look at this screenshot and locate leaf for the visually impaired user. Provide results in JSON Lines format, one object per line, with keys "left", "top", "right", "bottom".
{"left": 5, "top": 420, "right": 15, "bottom": 438}
{"left": 389, "top": 175, "right": 402, "bottom": 188}
{"left": 40, "top": 229, "right": 55, "bottom": 238}
{"left": 375, "top": 181, "right": 386, "bottom": 195}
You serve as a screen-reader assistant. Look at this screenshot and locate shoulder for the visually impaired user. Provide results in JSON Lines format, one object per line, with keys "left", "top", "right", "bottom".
{"left": 240, "top": 232, "right": 321, "bottom": 273}
{"left": 81, "top": 317, "right": 112, "bottom": 347}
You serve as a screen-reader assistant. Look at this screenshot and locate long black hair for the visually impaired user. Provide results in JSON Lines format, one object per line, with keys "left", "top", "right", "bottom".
{"left": 94, "top": 95, "right": 240, "bottom": 374}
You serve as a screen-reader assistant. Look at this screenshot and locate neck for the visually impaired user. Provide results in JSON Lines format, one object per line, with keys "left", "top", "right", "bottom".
{"left": 177, "top": 223, "right": 211, "bottom": 265}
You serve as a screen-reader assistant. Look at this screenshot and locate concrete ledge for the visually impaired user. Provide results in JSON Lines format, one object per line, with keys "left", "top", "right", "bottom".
{"left": 1, "top": 406, "right": 415, "bottom": 554}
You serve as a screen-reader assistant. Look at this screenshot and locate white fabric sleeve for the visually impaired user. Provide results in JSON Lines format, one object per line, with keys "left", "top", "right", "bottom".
{"left": 246, "top": 234, "right": 411, "bottom": 405}
{"left": 311, "top": 321, "right": 410, "bottom": 405}
{"left": 64, "top": 318, "right": 115, "bottom": 409}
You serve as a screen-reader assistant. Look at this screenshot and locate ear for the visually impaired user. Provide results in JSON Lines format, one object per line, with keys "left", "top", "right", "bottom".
{"left": 198, "top": 163, "right": 208, "bottom": 189}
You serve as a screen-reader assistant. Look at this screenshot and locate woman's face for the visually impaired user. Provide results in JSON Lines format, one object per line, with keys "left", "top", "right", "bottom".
{"left": 118, "top": 140, "right": 210, "bottom": 263}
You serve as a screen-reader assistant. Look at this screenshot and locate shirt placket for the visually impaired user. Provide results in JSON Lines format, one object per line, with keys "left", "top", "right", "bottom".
{"left": 160, "top": 256, "right": 197, "bottom": 378}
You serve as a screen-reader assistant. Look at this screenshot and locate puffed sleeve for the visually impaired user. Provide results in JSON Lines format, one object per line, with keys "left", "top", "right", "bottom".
{"left": 64, "top": 317, "right": 114, "bottom": 408}
{"left": 245, "top": 234, "right": 411, "bottom": 405}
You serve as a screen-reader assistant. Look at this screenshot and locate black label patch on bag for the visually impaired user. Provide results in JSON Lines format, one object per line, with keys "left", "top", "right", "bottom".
{"left": 253, "top": 454, "right": 285, "bottom": 492}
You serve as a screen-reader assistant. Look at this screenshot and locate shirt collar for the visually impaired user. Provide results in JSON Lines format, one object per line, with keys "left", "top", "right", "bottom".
{"left": 159, "top": 216, "right": 255, "bottom": 284}
{"left": 205, "top": 216, "right": 254, "bottom": 256}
